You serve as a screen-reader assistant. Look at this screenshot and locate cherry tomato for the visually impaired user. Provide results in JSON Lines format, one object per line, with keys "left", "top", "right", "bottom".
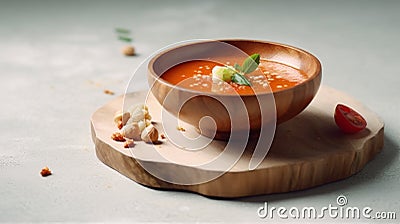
{"left": 334, "top": 104, "right": 367, "bottom": 134}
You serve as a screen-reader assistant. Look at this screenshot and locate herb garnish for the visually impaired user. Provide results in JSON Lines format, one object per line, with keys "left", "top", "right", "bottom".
{"left": 231, "top": 73, "right": 251, "bottom": 86}
{"left": 240, "top": 53, "right": 260, "bottom": 74}
{"left": 115, "top": 28, "right": 133, "bottom": 43}
{"left": 212, "top": 54, "right": 260, "bottom": 86}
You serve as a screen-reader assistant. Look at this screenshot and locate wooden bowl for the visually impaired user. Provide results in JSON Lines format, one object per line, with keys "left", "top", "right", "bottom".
{"left": 148, "top": 40, "right": 322, "bottom": 140}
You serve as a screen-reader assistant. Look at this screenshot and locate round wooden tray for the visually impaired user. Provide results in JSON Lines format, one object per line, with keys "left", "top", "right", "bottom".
{"left": 90, "top": 86, "right": 384, "bottom": 198}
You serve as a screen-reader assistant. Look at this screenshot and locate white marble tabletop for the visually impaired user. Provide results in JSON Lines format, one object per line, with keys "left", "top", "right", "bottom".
{"left": 1, "top": 0, "right": 399, "bottom": 223}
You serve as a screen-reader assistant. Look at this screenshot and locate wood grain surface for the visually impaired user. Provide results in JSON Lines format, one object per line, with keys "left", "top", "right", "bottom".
{"left": 91, "top": 86, "right": 384, "bottom": 198}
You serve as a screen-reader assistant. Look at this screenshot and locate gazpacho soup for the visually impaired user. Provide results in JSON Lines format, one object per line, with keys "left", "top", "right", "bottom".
{"left": 161, "top": 54, "right": 308, "bottom": 95}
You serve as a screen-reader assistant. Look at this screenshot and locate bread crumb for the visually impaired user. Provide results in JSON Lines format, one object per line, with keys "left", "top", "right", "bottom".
{"left": 111, "top": 132, "right": 125, "bottom": 142}
{"left": 40, "top": 166, "right": 52, "bottom": 177}
{"left": 117, "top": 120, "right": 123, "bottom": 130}
{"left": 104, "top": 89, "right": 115, "bottom": 95}
{"left": 122, "top": 45, "right": 135, "bottom": 56}
{"left": 124, "top": 139, "right": 135, "bottom": 148}
{"left": 177, "top": 126, "right": 186, "bottom": 132}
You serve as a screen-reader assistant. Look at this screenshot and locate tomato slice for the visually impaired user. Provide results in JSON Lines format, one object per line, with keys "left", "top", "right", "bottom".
{"left": 334, "top": 104, "right": 367, "bottom": 134}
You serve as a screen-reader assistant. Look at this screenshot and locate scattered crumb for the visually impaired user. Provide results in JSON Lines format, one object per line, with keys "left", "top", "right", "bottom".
{"left": 88, "top": 80, "right": 103, "bottom": 87}
{"left": 40, "top": 166, "right": 52, "bottom": 177}
{"left": 117, "top": 120, "right": 123, "bottom": 130}
{"left": 177, "top": 126, "right": 186, "bottom": 132}
{"left": 104, "top": 89, "right": 115, "bottom": 95}
{"left": 124, "top": 139, "right": 135, "bottom": 148}
{"left": 122, "top": 45, "right": 135, "bottom": 56}
{"left": 160, "top": 134, "right": 166, "bottom": 139}
{"left": 111, "top": 132, "right": 125, "bottom": 142}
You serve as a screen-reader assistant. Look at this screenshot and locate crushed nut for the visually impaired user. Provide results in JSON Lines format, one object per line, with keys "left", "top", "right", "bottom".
{"left": 117, "top": 120, "right": 123, "bottom": 130}
{"left": 124, "top": 139, "right": 135, "bottom": 148}
{"left": 160, "top": 134, "right": 166, "bottom": 139}
{"left": 137, "top": 120, "right": 146, "bottom": 132}
{"left": 145, "top": 113, "right": 152, "bottom": 120}
{"left": 141, "top": 125, "right": 159, "bottom": 143}
{"left": 113, "top": 103, "right": 162, "bottom": 145}
{"left": 111, "top": 132, "right": 125, "bottom": 142}
{"left": 114, "top": 111, "right": 130, "bottom": 128}
{"left": 122, "top": 45, "right": 135, "bottom": 56}
{"left": 40, "top": 166, "right": 52, "bottom": 177}
{"left": 121, "top": 122, "right": 142, "bottom": 140}
{"left": 177, "top": 126, "right": 186, "bottom": 132}
{"left": 104, "top": 89, "right": 115, "bottom": 95}
{"left": 128, "top": 107, "right": 146, "bottom": 123}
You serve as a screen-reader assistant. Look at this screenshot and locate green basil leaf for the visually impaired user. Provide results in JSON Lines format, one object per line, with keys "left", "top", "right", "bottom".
{"left": 118, "top": 36, "right": 132, "bottom": 43}
{"left": 241, "top": 54, "right": 260, "bottom": 74}
{"left": 115, "top": 28, "right": 131, "bottom": 34}
{"left": 231, "top": 73, "right": 251, "bottom": 86}
{"left": 234, "top": 63, "right": 242, "bottom": 72}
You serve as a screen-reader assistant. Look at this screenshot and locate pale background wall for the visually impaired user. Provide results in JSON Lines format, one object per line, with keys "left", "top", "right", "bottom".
{"left": 0, "top": 0, "right": 399, "bottom": 222}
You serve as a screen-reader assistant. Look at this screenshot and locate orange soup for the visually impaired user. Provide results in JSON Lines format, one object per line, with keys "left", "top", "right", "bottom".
{"left": 161, "top": 59, "right": 307, "bottom": 95}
